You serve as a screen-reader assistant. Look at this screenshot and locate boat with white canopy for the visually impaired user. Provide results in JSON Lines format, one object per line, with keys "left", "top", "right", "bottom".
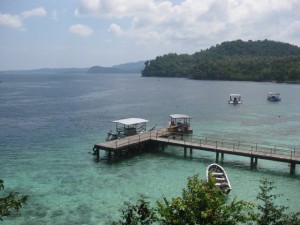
{"left": 167, "top": 114, "right": 193, "bottom": 134}
{"left": 106, "top": 118, "right": 149, "bottom": 141}
{"left": 228, "top": 94, "right": 242, "bottom": 104}
{"left": 267, "top": 92, "right": 281, "bottom": 101}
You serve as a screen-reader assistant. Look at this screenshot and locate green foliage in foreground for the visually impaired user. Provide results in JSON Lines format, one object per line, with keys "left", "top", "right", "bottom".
{"left": 113, "top": 175, "right": 300, "bottom": 225}
{"left": 255, "top": 179, "right": 300, "bottom": 225}
{"left": 156, "top": 174, "right": 255, "bottom": 225}
{"left": 0, "top": 179, "right": 28, "bottom": 221}
{"left": 112, "top": 195, "right": 158, "bottom": 225}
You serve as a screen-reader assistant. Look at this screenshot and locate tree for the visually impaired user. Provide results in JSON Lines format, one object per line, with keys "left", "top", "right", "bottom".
{"left": 141, "top": 40, "right": 300, "bottom": 82}
{"left": 156, "top": 174, "right": 255, "bottom": 225}
{"left": 113, "top": 174, "right": 255, "bottom": 225}
{"left": 255, "top": 179, "right": 300, "bottom": 225}
{"left": 0, "top": 179, "right": 28, "bottom": 221}
{"left": 113, "top": 176, "right": 300, "bottom": 225}
{"left": 112, "top": 195, "right": 157, "bottom": 225}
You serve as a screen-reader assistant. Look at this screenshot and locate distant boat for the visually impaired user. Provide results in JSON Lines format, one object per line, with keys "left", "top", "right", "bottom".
{"left": 228, "top": 94, "right": 242, "bottom": 104}
{"left": 267, "top": 92, "right": 281, "bottom": 101}
{"left": 106, "top": 118, "right": 149, "bottom": 141}
{"left": 206, "top": 163, "right": 232, "bottom": 194}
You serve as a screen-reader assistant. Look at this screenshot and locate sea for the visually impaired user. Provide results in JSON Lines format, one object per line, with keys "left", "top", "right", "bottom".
{"left": 0, "top": 72, "right": 300, "bottom": 225}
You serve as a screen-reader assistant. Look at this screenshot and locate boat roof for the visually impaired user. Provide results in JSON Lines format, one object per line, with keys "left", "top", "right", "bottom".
{"left": 112, "top": 118, "right": 148, "bottom": 126}
{"left": 268, "top": 92, "right": 280, "bottom": 95}
{"left": 229, "top": 94, "right": 241, "bottom": 97}
{"left": 170, "top": 114, "right": 192, "bottom": 119}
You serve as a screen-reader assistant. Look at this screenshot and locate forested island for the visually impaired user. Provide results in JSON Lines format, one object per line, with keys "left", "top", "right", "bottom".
{"left": 142, "top": 40, "right": 300, "bottom": 82}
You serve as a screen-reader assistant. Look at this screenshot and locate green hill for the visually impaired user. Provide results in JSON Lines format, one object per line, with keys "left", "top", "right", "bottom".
{"left": 87, "top": 66, "right": 123, "bottom": 73}
{"left": 142, "top": 40, "right": 300, "bottom": 82}
{"left": 87, "top": 61, "right": 145, "bottom": 73}
{"left": 112, "top": 61, "right": 145, "bottom": 72}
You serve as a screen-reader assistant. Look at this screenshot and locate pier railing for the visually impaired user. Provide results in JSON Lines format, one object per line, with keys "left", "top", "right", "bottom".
{"left": 104, "top": 129, "right": 299, "bottom": 160}
{"left": 151, "top": 130, "right": 300, "bottom": 160}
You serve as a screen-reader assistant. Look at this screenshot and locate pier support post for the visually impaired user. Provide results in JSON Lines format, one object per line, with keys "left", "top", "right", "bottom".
{"left": 250, "top": 157, "right": 257, "bottom": 169}
{"left": 190, "top": 148, "right": 193, "bottom": 156}
{"left": 184, "top": 147, "right": 187, "bottom": 157}
{"left": 114, "top": 150, "right": 121, "bottom": 159}
{"left": 290, "top": 163, "right": 296, "bottom": 175}
{"left": 96, "top": 149, "right": 100, "bottom": 161}
{"left": 215, "top": 151, "right": 219, "bottom": 163}
{"left": 221, "top": 152, "right": 224, "bottom": 161}
{"left": 155, "top": 142, "right": 160, "bottom": 152}
{"left": 93, "top": 146, "right": 100, "bottom": 161}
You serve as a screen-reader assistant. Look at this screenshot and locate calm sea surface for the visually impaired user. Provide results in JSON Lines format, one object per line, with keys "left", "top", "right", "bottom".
{"left": 0, "top": 73, "right": 300, "bottom": 224}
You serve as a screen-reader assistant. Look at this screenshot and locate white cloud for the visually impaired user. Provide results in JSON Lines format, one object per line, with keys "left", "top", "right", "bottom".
{"left": 0, "top": 7, "right": 47, "bottom": 30}
{"left": 22, "top": 7, "right": 47, "bottom": 18}
{"left": 0, "top": 13, "right": 23, "bottom": 29}
{"left": 75, "top": 0, "right": 156, "bottom": 18}
{"left": 285, "top": 21, "right": 300, "bottom": 38}
{"left": 75, "top": 0, "right": 300, "bottom": 48}
{"left": 109, "top": 23, "right": 123, "bottom": 35}
{"left": 275, "top": 20, "right": 300, "bottom": 45}
{"left": 69, "top": 24, "right": 93, "bottom": 37}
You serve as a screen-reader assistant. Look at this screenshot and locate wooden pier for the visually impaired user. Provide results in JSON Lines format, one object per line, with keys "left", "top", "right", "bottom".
{"left": 93, "top": 129, "right": 300, "bottom": 174}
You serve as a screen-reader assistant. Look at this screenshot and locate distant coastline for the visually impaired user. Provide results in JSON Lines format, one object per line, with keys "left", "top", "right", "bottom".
{"left": 0, "top": 61, "right": 145, "bottom": 75}
{"left": 2, "top": 40, "right": 300, "bottom": 83}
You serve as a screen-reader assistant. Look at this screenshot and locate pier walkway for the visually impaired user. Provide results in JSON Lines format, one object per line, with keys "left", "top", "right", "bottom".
{"left": 93, "top": 129, "right": 300, "bottom": 174}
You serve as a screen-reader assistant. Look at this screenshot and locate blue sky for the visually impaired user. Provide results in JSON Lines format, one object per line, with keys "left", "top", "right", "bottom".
{"left": 0, "top": 0, "right": 300, "bottom": 70}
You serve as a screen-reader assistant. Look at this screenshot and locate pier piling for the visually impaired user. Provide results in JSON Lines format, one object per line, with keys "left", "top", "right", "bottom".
{"left": 290, "top": 163, "right": 296, "bottom": 175}
{"left": 216, "top": 151, "right": 219, "bottom": 163}
{"left": 93, "top": 129, "right": 299, "bottom": 174}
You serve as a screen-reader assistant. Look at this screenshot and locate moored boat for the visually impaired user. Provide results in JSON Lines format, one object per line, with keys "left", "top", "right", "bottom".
{"left": 228, "top": 94, "right": 242, "bottom": 104}
{"left": 166, "top": 114, "right": 193, "bottom": 134}
{"left": 106, "top": 118, "right": 149, "bottom": 141}
{"left": 267, "top": 92, "right": 281, "bottom": 101}
{"left": 206, "top": 163, "right": 231, "bottom": 194}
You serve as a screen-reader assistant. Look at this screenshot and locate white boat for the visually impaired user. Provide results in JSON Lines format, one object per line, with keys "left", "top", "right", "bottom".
{"left": 267, "top": 92, "right": 281, "bottom": 101}
{"left": 106, "top": 118, "right": 149, "bottom": 141}
{"left": 228, "top": 94, "right": 242, "bottom": 104}
{"left": 167, "top": 114, "right": 193, "bottom": 134}
{"left": 206, "top": 163, "right": 231, "bottom": 194}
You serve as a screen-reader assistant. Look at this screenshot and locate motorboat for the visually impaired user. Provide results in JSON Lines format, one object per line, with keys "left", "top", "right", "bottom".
{"left": 228, "top": 94, "right": 242, "bottom": 104}
{"left": 106, "top": 118, "right": 149, "bottom": 141}
{"left": 267, "top": 92, "right": 281, "bottom": 101}
{"left": 206, "top": 163, "right": 231, "bottom": 194}
{"left": 166, "top": 114, "right": 193, "bottom": 134}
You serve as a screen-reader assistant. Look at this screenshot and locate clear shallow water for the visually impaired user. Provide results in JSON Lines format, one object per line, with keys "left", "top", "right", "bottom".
{"left": 0, "top": 73, "right": 300, "bottom": 224}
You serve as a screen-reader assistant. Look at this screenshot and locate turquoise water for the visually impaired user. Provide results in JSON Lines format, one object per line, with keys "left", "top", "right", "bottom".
{"left": 0, "top": 73, "right": 299, "bottom": 224}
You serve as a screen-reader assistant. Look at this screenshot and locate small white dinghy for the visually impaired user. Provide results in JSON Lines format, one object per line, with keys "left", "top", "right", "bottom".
{"left": 206, "top": 163, "right": 232, "bottom": 194}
